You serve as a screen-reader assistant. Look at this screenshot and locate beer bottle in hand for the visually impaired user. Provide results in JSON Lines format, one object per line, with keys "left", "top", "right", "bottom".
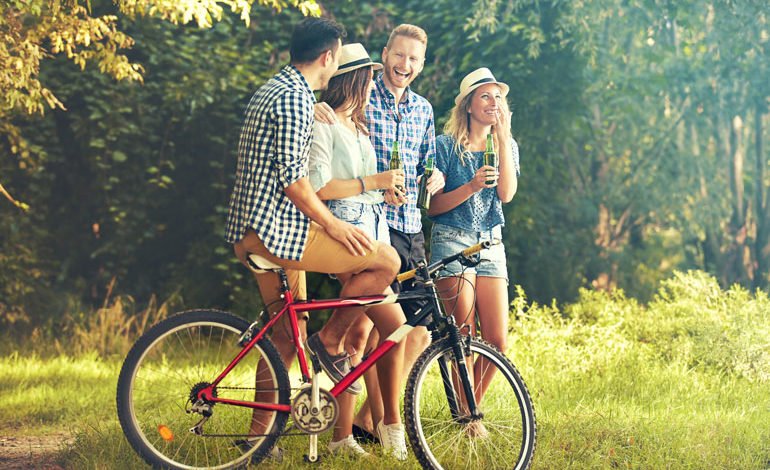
{"left": 389, "top": 141, "right": 405, "bottom": 195}
{"left": 417, "top": 156, "right": 434, "bottom": 210}
{"left": 483, "top": 133, "right": 498, "bottom": 186}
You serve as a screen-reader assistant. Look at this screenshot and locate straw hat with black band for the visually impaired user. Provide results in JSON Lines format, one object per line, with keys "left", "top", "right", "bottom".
{"left": 332, "top": 43, "right": 383, "bottom": 77}
{"left": 454, "top": 67, "right": 509, "bottom": 105}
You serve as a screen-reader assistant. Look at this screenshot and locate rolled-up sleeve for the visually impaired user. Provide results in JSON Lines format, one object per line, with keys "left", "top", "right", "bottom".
{"left": 307, "top": 122, "right": 334, "bottom": 192}
{"left": 272, "top": 91, "right": 312, "bottom": 188}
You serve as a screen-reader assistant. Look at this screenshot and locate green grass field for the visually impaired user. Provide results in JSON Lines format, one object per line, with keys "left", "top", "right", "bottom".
{"left": 2, "top": 271, "right": 769, "bottom": 469}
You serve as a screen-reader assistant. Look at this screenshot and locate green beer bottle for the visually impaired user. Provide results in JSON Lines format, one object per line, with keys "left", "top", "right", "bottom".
{"left": 417, "top": 156, "right": 434, "bottom": 210}
{"left": 389, "top": 140, "right": 405, "bottom": 195}
{"left": 483, "top": 133, "right": 498, "bottom": 186}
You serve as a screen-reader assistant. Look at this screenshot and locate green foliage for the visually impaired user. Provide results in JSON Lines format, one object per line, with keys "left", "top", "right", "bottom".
{"left": 514, "top": 270, "right": 770, "bottom": 384}
{"left": 1, "top": 0, "right": 769, "bottom": 326}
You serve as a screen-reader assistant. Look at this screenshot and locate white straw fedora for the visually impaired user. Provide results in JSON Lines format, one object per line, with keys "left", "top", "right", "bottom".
{"left": 332, "top": 43, "right": 383, "bottom": 77}
{"left": 454, "top": 67, "right": 509, "bottom": 105}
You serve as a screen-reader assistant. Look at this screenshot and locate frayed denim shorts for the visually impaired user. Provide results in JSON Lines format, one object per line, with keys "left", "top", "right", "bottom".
{"left": 429, "top": 222, "right": 507, "bottom": 281}
{"left": 327, "top": 199, "right": 390, "bottom": 244}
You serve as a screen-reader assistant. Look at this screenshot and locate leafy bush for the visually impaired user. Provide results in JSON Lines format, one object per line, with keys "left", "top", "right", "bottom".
{"left": 511, "top": 270, "right": 770, "bottom": 384}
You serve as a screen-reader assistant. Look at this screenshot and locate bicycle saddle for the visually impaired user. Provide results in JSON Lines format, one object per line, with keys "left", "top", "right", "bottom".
{"left": 246, "top": 254, "right": 283, "bottom": 274}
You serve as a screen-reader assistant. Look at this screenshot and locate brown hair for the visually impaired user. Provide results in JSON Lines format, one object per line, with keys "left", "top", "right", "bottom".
{"left": 386, "top": 24, "right": 428, "bottom": 48}
{"left": 319, "top": 66, "right": 373, "bottom": 135}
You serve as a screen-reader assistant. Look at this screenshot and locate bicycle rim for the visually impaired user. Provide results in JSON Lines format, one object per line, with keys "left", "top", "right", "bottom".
{"left": 117, "top": 310, "right": 290, "bottom": 469}
{"left": 405, "top": 337, "right": 536, "bottom": 470}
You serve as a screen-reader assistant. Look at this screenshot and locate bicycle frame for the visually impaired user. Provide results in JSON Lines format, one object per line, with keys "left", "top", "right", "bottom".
{"left": 194, "top": 240, "right": 497, "bottom": 421}
{"left": 196, "top": 286, "right": 442, "bottom": 413}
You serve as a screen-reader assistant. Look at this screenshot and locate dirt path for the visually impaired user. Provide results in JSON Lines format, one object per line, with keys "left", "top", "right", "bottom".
{"left": 0, "top": 432, "right": 73, "bottom": 470}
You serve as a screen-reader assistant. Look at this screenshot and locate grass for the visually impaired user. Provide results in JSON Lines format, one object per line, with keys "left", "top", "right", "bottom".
{"left": 2, "top": 270, "right": 770, "bottom": 469}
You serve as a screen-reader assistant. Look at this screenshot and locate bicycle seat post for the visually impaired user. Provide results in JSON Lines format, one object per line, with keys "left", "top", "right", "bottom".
{"left": 277, "top": 269, "right": 290, "bottom": 295}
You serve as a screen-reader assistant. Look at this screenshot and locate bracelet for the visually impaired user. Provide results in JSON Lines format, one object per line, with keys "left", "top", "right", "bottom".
{"left": 356, "top": 176, "right": 366, "bottom": 194}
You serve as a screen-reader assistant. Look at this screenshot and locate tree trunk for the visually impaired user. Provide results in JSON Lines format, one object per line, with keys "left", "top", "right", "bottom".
{"left": 727, "top": 113, "right": 750, "bottom": 285}
{"left": 754, "top": 107, "right": 768, "bottom": 289}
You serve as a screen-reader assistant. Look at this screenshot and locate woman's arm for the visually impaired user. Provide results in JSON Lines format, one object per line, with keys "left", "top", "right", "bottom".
{"left": 428, "top": 168, "right": 490, "bottom": 216}
{"left": 494, "top": 112, "right": 518, "bottom": 203}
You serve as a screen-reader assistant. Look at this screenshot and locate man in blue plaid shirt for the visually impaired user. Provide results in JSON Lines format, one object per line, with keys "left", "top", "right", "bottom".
{"left": 225, "top": 18, "right": 409, "bottom": 455}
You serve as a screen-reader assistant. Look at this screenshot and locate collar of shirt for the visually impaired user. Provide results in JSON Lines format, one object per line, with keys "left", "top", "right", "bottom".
{"left": 374, "top": 73, "right": 412, "bottom": 110}
{"left": 285, "top": 64, "right": 316, "bottom": 103}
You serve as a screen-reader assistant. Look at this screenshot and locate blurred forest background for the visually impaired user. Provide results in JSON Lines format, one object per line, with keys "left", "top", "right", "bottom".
{"left": 2, "top": 0, "right": 769, "bottom": 331}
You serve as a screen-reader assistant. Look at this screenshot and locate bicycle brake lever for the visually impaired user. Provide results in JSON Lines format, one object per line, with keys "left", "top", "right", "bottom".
{"left": 459, "top": 253, "right": 482, "bottom": 267}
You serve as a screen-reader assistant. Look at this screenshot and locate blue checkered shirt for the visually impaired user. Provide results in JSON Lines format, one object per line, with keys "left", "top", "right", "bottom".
{"left": 224, "top": 65, "right": 315, "bottom": 260}
{"left": 366, "top": 73, "right": 436, "bottom": 234}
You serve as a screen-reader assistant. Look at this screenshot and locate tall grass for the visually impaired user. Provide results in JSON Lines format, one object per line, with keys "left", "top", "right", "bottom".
{"left": 509, "top": 271, "right": 770, "bottom": 468}
{"left": 1, "top": 279, "right": 180, "bottom": 358}
{"left": 1, "top": 270, "right": 769, "bottom": 468}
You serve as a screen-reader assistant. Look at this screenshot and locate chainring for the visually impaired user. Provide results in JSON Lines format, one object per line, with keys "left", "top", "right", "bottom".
{"left": 291, "top": 386, "right": 338, "bottom": 434}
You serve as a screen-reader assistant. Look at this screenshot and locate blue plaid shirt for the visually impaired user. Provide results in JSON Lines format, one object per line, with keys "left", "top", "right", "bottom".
{"left": 224, "top": 65, "right": 315, "bottom": 260}
{"left": 366, "top": 73, "right": 436, "bottom": 234}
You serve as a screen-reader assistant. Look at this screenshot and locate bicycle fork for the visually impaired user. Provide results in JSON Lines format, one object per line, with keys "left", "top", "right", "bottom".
{"left": 442, "top": 321, "right": 481, "bottom": 422}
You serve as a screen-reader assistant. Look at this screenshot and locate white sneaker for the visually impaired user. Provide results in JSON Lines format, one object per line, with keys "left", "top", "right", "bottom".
{"left": 328, "top": 435, "right": 370, "bottom": 457}
{"left": 377, "top": 420, "right": 408, "bottom": 461}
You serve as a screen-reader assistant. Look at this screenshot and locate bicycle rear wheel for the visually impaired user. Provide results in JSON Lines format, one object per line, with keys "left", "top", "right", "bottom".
{"left": 116, "top": 309, "right": 290, "bottom": 469}
{"left": 405, "top": 336, "right": 536, "bottom": 470}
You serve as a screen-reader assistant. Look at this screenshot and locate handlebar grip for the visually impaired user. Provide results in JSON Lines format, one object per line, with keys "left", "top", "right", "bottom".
{"left": 461, "top": 239, "right": 501, "bottom": 257}
{"left": 396, "top": 269, "right": 416, "bottom": 283}
{"left": 461, "top": 242, "right": 486, "bottom": 257}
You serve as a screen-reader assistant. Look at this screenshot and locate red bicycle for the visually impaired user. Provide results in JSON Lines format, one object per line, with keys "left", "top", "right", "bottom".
{"left": 116, "top": 240, "right": 536, "bottom": 469}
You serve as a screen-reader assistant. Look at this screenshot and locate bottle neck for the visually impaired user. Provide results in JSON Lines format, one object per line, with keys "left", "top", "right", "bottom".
{"left": 485, "top": 134, "right": 494, "bottom": 152}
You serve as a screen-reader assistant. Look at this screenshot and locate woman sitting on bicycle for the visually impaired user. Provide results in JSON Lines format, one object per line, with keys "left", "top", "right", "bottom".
{"left": 427, "top": 67, "right": 520, "bottom": 432}
{"left": 307, "top": 43, "right": 408, "bottom": 459}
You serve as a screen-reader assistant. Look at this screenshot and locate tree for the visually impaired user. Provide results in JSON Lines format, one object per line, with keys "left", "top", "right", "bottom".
{"left": 1, "top": 0, "right": 319, "bottom": 208}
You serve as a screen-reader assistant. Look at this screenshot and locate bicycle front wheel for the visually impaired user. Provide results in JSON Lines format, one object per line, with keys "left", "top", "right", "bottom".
{"left": 116, "top": 309, "right": 290, "bottom": 469}
{"left": 404, "top": 337, "right": 536, "bottom": 470}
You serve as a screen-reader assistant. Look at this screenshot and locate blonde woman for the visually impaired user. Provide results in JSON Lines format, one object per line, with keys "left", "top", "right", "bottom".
{"left": 427, "top": 67, "right": 519, "bottom": 434}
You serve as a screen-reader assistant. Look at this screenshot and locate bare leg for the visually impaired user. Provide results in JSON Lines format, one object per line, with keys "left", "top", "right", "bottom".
{"left": 251, "top": 270, "right": 307, "bottom": 435}
{"left": 365, "top": 298, "right": 407, "bottom": 425}
{"left": 353, "top": 328, "right": 380, "bottom": 433}
{"left": 317, "top": 247, "right": 401, "bottom": 355}
{"left": 333, "top": 392, "right": 358, "bottom": 441}
{"left": 472, "top": 276, "right": 509, "bottom": 401}
{"left": 333, "top": 274, "right": 373, "bottom": 441}
{"left": 354, "top": 325, "right": 430, "bottom": 430}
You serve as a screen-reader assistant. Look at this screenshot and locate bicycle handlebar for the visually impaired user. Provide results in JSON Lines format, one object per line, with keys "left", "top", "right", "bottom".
{"left": 395, "top": 239, "right": 501, "bottom": 283}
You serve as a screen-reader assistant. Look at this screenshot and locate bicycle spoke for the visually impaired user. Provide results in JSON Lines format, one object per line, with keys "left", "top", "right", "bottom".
{"left": 405, "top": 337, "right": 536, "bottom": 470}
{"left": 117, "top": 311, "right": 290, "bottom": 469}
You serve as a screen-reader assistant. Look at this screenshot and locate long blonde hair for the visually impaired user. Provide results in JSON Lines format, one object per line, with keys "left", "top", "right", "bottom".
{"left": 443, "top": 86, "right": 511, "bottom": 164}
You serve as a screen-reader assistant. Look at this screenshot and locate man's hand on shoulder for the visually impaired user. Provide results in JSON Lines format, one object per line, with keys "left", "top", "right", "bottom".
{"left": 314, "top": 103, "right": 336, "bottom": 125}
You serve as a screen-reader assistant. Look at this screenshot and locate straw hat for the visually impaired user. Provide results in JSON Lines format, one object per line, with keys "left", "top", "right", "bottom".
{"left": 332, "top": 43, "right": 383, "bottom": 77}
{"left": 454, "top": 67, "right": 509, "bottom": 105}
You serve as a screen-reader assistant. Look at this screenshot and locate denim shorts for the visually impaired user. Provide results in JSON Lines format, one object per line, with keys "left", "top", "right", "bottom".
{"left": 327, "top": 199, "right": 390, "bottom": 244}
{"left": 429, "top": 223, "right": 507, "bottom": 280}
